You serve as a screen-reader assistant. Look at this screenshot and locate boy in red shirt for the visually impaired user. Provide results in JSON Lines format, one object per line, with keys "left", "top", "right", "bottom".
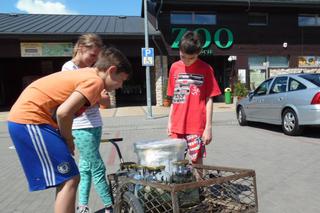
{"left": 167, "top": 31, "right": 221, "bottom": 165}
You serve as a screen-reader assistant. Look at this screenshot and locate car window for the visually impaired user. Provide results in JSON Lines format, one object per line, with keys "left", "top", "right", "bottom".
{"left": 254, "top": 78, "right": 273, "bottom": 96}
{"left": 270, "top": 76, "right": 288, "bottom": 94}
{"left": 289, "top": 78, "right": 306, "bottom": 91}
{"left": 299, "top": 74, "right": 320, "bottom": 87}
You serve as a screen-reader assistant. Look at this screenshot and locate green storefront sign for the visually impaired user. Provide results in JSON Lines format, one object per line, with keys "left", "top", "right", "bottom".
{"left": 171, "top": 27, "right": 234, "bottom": 55}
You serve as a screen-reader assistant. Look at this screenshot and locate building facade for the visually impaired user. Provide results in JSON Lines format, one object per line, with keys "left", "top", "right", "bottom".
{"left": 1, "top": 1, "right": 320, "bottom": 108}
{"left": 148, "top": 0, "right": 320, "bottom": 98}
{"left": 0, "top": 13, "right": 167, "bottom": 109}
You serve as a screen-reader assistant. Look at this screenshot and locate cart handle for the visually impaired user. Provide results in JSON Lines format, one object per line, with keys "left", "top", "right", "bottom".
{"left": 101, "top": 138, "right": 124, "bottom": 164}
{"left": 101, "top": 138, "right": 123, "bottom": 143}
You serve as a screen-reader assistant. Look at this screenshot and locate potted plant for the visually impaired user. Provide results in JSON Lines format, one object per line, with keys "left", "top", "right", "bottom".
{"left": 162, "top": 79, "right": 171, "bottom": 107}
{"left": 233, "top": 81, "right": 249, "bottom": 102}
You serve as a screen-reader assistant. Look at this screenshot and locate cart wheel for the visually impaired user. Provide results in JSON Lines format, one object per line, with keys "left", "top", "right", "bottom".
{"left": 115, "top": 191, "right": 144, "bottom": 213}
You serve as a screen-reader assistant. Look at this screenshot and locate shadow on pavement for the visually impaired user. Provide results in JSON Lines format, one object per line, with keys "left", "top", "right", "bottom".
{"left": 247, "top": 122, "right": 320, "bottom": 138}
{"left": 247, "top": 122, "right": 283, "bottom": 133}
{"left": 94, "top": 208, "right": 105, "bottom": 213}
{"left": 302, "top": 126, "right": 320, "bottom": 138}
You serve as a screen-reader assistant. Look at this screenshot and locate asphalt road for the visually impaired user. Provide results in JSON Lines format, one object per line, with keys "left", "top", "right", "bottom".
{"left": 1, "top": 111, "right": 320, "bottom": 212}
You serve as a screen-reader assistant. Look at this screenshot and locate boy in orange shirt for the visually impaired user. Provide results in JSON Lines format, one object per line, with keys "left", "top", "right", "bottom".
{"left": 7, "top": 47, "right": 132, "bottom": 213}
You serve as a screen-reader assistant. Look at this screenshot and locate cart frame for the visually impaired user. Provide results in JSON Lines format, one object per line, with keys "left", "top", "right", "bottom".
{"left": 104, "top": 139, "right": 258, "bottom": 212}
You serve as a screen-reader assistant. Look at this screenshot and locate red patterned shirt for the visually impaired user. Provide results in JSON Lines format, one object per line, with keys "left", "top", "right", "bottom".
{"left": 167, "top": 59, "right": 221, "bottom": 135}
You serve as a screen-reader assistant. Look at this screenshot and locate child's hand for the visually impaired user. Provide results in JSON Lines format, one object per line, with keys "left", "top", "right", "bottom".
{"left": 99, "top": 89, "right": 111, "bottom": 108}
{"left": 202, "top": 128, "right": 212, "bottom": 145}
{"left": 167, "top": 122, "right": 172, "bottom": 136}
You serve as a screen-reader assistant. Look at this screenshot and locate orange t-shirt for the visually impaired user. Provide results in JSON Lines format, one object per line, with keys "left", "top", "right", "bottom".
{"left": 8, "top": 68, "right": 104, "bottom": 129}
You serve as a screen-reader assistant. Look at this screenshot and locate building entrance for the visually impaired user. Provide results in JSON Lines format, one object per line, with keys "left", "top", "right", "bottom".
{"left": 201, "top": 55, "right": 231, "bottom": 102}
{"left": 115, "top": 57, "right": 151, "bottom": 107}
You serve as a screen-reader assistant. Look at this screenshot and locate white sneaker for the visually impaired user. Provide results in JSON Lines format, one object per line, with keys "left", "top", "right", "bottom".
{"left": 77, "top": 205, "right": 90, "bottom": 213}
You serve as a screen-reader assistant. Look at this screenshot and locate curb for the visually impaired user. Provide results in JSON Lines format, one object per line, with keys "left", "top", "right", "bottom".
{"left": 0, "top": 103, "right": 235, "bottom": 121}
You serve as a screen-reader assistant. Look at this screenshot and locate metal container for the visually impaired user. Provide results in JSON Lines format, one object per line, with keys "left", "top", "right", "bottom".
{"left": 134, "top": 138, "right": 187, "bottom": 174}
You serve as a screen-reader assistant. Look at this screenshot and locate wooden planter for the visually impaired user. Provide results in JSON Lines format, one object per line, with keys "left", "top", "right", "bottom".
{"left": 233, "top": 96, "right": 245, "bottom": 103}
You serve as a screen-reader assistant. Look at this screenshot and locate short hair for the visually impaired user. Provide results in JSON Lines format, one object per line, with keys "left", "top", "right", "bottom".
{"left": 94, "top": 47, "right": 132, "bottom": 77}
{"left": 179, "top": 31, "right": 202, "bottom": 55}
{"left": 73, "top": 33, "right": 104, "bottom": 57}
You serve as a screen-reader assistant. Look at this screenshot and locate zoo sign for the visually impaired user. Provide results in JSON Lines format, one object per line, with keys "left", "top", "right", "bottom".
{"left": 171, "top": 27, "right": 234, "bottom": 49}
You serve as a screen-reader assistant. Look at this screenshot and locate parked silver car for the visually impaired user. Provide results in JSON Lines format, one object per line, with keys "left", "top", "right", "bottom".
{"left": 236, "top": 73, "right": 320, "bottom": 135}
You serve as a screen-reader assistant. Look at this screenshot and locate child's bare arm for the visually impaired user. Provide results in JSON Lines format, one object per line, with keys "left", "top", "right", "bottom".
{"left": 56, "top": 91, "right": 88, "bottom": 155}
{"left": 202, "top": 97, "right": 213, "bottom": 145}
{"left": 167, "top": 103, "right": 174, "bottom": 136}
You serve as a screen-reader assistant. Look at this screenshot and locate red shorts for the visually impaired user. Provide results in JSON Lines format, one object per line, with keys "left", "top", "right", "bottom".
{"left": 171, "top": 133, "right": 206, "bottom": 163}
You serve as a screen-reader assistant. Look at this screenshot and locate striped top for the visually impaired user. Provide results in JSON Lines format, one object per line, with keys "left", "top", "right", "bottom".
{"left": 61, "top": 61, "right": 103, "bottom": 129}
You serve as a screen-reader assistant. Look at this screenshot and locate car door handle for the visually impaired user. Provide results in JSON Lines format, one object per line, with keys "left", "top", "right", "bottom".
{"left": 258, "top": 99, "right": 264, "bottom": 103}
{"left": 278, "top": 97, "right": 284, "bottom": 101}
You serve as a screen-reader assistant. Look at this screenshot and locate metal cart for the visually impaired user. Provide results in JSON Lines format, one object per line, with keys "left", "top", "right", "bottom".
{"left": 103, "top": 139, "right": 258, "bottom": 213}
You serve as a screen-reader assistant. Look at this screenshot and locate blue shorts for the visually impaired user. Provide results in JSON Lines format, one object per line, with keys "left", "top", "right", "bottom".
{"left": 8, "top": 121, "right": 79, "bottom": 191}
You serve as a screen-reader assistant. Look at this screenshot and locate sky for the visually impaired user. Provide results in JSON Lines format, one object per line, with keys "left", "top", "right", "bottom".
{"left": 0, "top": 0, "right": 142, "bottom": 16}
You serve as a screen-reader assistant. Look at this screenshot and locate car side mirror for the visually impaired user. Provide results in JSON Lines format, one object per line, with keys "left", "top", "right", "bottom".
{"left": 249, "top": 91, "right": 254, "bottom": 101}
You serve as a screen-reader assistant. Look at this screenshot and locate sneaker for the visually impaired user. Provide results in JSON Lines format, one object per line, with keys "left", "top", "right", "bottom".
{"left": 77, "top": 205, "right": 90, "bottom": 213}
{"left": 105, "top": 205, "right": 113, "bottom": 213}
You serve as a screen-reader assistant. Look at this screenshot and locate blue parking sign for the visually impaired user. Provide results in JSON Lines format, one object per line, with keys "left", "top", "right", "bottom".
{"left": 141, "top": 48, "right": 154, "bottom": 66}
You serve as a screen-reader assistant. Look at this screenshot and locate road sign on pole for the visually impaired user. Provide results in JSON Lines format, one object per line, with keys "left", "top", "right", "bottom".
{"left": 141, "top": 47, "right": 154, "bottom": 66}
{"left": 143, "top": 0, "right": 152, "bottom": 118}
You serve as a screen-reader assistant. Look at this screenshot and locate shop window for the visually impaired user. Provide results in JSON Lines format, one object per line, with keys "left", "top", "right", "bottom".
{"left": 248, "top": 13, "right": 268, "bottom": 26}
{"left": 249, "top": 56, "right": 268, "bottom": 90}
{"left": 249, "top": 69, "right": 266, "bottom": 90}
{"left": 171, "top": 12, "right": 216, "bottom": 25}
{"left": 298, "top": 56, "right": 320, "bottom": 67}
{"left": 248, "top": 56, "right": 288, "bottom": 90}
{"left": 249, "top": 56, "right": 288, "bottom": 68}
{"left": 268, "top": 56, "right": 289, "bottom": 68}
{"left": 194, "top": 14, "right": 216, "bottom": 24}
{"left": 170, "top": 13, "right": 193, "bottom": 24}
{"left": 298, "top": 14, "right": 320, "bottom": 26}
{"left": 249, "top": 56, "right": 265, "bottom": 67}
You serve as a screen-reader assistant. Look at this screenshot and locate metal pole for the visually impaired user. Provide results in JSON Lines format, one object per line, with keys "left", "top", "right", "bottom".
{"left": 144, "top": 0, "right": 152, "bottom": 118}
{"left": 265, "top": 61, "right": 269, "bottom": 79}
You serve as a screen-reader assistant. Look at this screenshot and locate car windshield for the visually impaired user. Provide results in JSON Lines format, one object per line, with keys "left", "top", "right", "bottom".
{"left": 300, "top": 74, "right": 320, "bottom": 87}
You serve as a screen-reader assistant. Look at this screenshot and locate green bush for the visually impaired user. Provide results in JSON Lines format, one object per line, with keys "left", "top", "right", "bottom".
{"left": 234, "top": 81, "right": 249, "bottom": 97}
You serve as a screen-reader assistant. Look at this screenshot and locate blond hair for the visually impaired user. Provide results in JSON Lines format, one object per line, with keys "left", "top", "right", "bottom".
{"left": 72, "top": 33, "right": 103, "bottom": 57}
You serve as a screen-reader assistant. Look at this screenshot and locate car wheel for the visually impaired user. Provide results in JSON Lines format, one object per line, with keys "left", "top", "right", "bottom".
{"left": 282, "top": 109, "right": 303, "bottom": 136}
{"left": 237, "top": 106, "right": 247, "bottom": 126}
